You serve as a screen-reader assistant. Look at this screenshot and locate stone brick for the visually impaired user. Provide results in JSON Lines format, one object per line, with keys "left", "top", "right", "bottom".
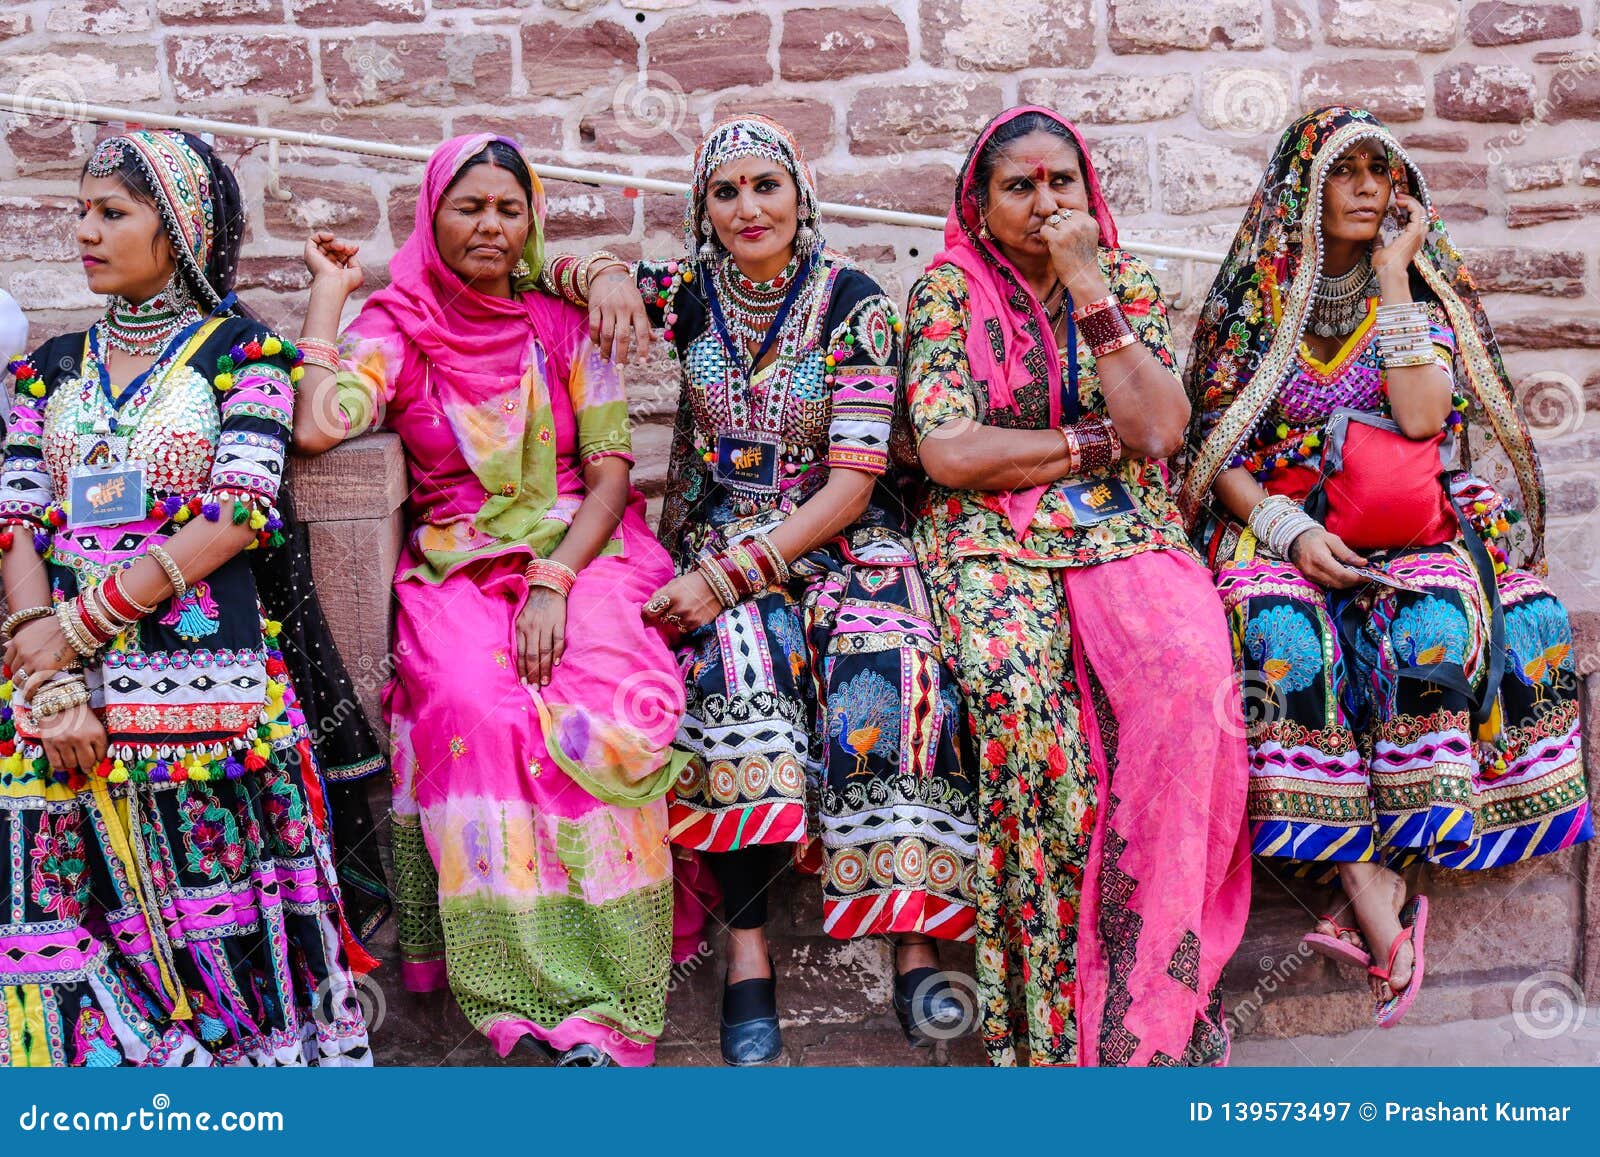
{"left": 167, "top": 35, "right": 315, "bottom": 103}
{"left": 521, "top": 21, "right": 637, "bottom": 99}
{"left": 0, "top": 197, "right": 78, "bottom": 263}
{"left": 1461, "top": 246, "right": 1584, "bottom": 296}
{"left": 1320, "top": 0, "right": 1459, "bottom": 49}
{"left": 1544, "top": 67, "right": 1600, "bottom": 122}
{"left": 1496, "top": 314, "right": 1600, "bottom": 348}
{"left": 780, "top": 7, "right": 909, "bottom": 82}
{"left": 1402, "top": 132, "right": 1470, "bottom": 152}
{"left": 1092, "top": 135, "right": 1153, "bottom": 216}
{"left": 4, "top": 120, "right": 92, "bottom": 178}
{"left": 1108, "top": 0, "right": 1265, "bottom": 53}
{"left": 1273, "top": 0, "right": 1313, "bottom": 48}
{"left": 712, "top": 96, "right": 835, "bottom": 158}
{"left": 1019, "top": 74, "right": 1192, "bottom": 125}
{"left": 1196, "top": 68, "right": 1294, "bottom": 137}
{"left": 645, "top": 12, "right": 772, "bottom": 93}
{"left": 1424, "top": 878, "right": 1579, "bottom": 976}
{"left": 234, "top": 257, "right": 314, "bottom": 296}
{"left": 1424, "top": 162, "right": 1489, "bottom": 191}
{"left": 156, "top": 0, "right": 276, "bottom": 20}
{"left": 1502, "top": 157, "right": 1575, "bottom": 191}
{"left": 827, "top": 163, "right": 959, "bottom": 220}
{"left": 0, "top": 11, "right": 27, "bottom": 38}
{"left": 1468, "top": 1, "right": 1583, "bottom": 45}
{"left": 577, "top": 103, "right": 694, "bottom": 157}
{"left": 1582, "top": 150, "right": 1600, "bottom": 184}
{"left": 1159, "top": 137, "right": 1260, "bottom": 215}
{"left": 451, "top": 114, "right": 564, "bottom": 155}
{"left": 263, "top": 177, "right": 382, "bottom": 242}
{"left": 1548, "top": 474, "right": 1600, "bottom": 516}
{"left": 1505, "top": 199, "right": 1600, "bottom": 227}
{"left": 628, "top": 419, "right": 674, "bottom": 496}
{"left": 264, "top": 109, "right": 451, "bottom": 171}
{"left": 45, "top": 0, "right": 152, "bottom": 35}
{"left": 1436, "top": 63, "right": 1538, "bottom": 123}
{"left": 1300, "top": 59, "right": 1427, "bottom": 122}
{"left": 6, "top": 49, "right": 163, "bottom": 106}
{"left": 322, "top": 34, "right": 512, "bottom": 107}
{"left": 543, "top": 178, "right": 636, "bottom": 241}
{"left": 290, "top": 0, "right": 427, "bottom": 26}
{"left": 921, "top": 0, "right": 1095, "bottom": 70}
{"left": 847, "top": 82, "right": 1003, "bottom": 157}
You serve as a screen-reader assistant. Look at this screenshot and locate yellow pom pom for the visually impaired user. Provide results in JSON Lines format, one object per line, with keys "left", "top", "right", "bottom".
{"left": 0, "top": 681, "right": 13, "bottom": 700}
{"left": 1473, "top": 501, "right": 1488, "bottom": 514}
{"left": 248, "top": 510, "right": 267, "bottom": 531}
{"left": 27, "top": 380, "right": 45, "bottom": 398}
{"left": 262, "top": 336, "right": 282, "bottom": 357}
{"left": 290, "top": 365, "right": 305, "bottom": 383}
{"left": 265, "top": 619, "right": 282, "bottom": 638}
{"left": 214, "top": 372, "right": 233, "bottom": 391}
{"left": 252, "top": 741, "right": 272, "bottom": 760}
{"left": 190, "top": 764, "right": 211, "bottom": 782}
{"left": 173, "top": 506, "right": 192, "bottom": 524}
{"left": 1275, "top": 423, "right": 1289, "bottom": 440}
{"left": 108, "top": 765, "right": 129, "bottom": 784}
{"left": 681, "top": 269, "right": 694, "bottom": 283}
{"left": 1304, "top": 432, "right": 1321, "bottom": 448}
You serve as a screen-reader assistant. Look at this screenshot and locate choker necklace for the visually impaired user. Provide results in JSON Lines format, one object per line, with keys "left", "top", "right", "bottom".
{"left": 104, "top": 279, "right": 203, "bottom": 357}
{"left": 717, "top": 254, "right": 802, "bottom": 349}
{"left": 1309, "top": 256, "right": 1376, "bottom": 339}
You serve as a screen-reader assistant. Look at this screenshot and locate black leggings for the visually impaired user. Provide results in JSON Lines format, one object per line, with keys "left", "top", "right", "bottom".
{"left": 707, "top": 845, "right": 785, "bottom": 930}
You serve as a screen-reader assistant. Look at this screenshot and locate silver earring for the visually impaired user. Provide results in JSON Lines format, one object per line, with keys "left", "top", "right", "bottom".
{"left": 795, "top": 223, "right": 816, "bottom": 254}
{"left": 512, "top": 257, "right": 531, "bottom": 279}
{"left": 698, "top": 217, "right": 717, "bottom": 262}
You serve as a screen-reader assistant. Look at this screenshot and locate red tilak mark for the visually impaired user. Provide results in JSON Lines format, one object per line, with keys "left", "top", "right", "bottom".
{"left": 738, "top": 175, "right": 749, "bottom": 186}
{"left": 485, "top": 193, "right": 497, "bottom": 205}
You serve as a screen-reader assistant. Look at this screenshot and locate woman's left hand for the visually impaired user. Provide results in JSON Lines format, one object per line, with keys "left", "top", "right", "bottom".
{"left": 1371, "top": 191, "right": 1427, "bottom": 284}
{"left": 516, "top": 589, "right": 567, "bottom": 687}
{"left": 5, "top": 617, "right": 77, "bottom": 687}
{"left": 1040, "top": 208, "right": 1107, "bottom": 299}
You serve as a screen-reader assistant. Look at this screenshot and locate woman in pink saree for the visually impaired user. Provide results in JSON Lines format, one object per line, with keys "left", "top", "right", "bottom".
{"left": 902, "top": 106, "right": 1252, "bottom": 1065}
{"left": 292, "top": 135, "right": 687, "bottom": 1066}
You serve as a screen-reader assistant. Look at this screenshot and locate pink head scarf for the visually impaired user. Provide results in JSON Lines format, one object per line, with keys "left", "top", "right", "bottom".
{"left": 360, "top": 133, "right": 568, "bottom": 394}
{"left": 928, "top": 106, "right": 1118, "bottom": 536}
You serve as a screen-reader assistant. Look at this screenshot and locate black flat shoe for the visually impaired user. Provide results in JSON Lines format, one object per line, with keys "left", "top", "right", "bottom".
{"left": 719, "top": 967, "right": 782, "bottom": 1066}
{"left": 893, "top": 966, "right": 969, "bottom": 1046}
{"left": 556, "top": 1043, "right": 615, "bottom": 1067}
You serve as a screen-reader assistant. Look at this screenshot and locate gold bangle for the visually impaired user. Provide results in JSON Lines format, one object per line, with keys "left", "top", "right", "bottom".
{"left": 55, "top": 601, "right": 99, "bottom": 659}
{"left": 0, "top": 605, "right": 52, "bottom": 639}
{"left": 147, "top": 544, "right": 187, "bottom": 601}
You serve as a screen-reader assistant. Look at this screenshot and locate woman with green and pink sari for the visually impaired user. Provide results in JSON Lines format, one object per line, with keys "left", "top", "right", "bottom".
{"left": 292, "top": 134, "right": 688, "bottom": 1066}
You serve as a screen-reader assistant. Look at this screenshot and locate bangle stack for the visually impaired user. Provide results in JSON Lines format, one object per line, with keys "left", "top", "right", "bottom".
{"left": 30, "top": 670, "right": 90, "bottom": 721}
{"left": 696, "top": 533, "right": 789, "bottom": 609}
{"left": 1375, "top": 302, "right": 1434, "bottom": 370}
{"left": 578, "top": 251, "right": 627, "bottom": 299}
{"left": 295, "top": 336, "right": 341, "bottom": 376}
{"left": 1072, "top": 295, "right": 1139, "bottom": 359}
{"left": 1078, "top": 417, "right": 1124, "bottom": 475}
{"left": 1, "top": 605, "right": 53, "bottom": 640}
{"left": 1248, "top": 493, "right": 1320, "bottom": 560}
{"left": 148, "top": 544, "right": 187, "bottom": 600}
{"left": 525, "top": 557, "right": 577, "bottom": 597}
{"left": 542, "top": 254, "right": 581, "bottom": 303}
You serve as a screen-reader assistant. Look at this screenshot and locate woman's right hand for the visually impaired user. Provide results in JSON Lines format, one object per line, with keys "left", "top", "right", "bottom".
{"left": 588, "top": 266, "right": 653, "bottom": 365}
{"left": 5, "top": 617, "right": 76, "bottom": 687}
{"left": 1288, "top": 527, "right": 1369, "bottom": 589}
{"left": 35, "top": 701, "right": 109, "bottom": 774}
{"left": 303, "top": 231, "right": 364, "bottom": 297}
{"left": 641, "top": 572, "right": 724, "bottom": 638}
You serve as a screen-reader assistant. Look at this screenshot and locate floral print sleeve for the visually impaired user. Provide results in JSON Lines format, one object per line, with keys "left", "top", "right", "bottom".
{"left": 334, "top": 302, "right": 414, "bottom": 439}
{"left": 1099, "top": 250, "right": 1179, "bottom": 379}
{"left": 824, "top": 292, "right": 900, "bottom": 476}
{"left": 903, "top": 264, "right": 981, "bottom": 444}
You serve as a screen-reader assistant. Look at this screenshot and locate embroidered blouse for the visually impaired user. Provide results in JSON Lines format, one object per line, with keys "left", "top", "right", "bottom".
{"left": 903, "top": 247, "right": 1193, "bottom": 571}
{"left": 2, "top": 316, "right": 297, "bottom": 785}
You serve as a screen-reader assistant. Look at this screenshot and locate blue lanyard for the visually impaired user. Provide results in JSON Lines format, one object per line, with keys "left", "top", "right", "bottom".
{"left": 89, "top": 292, "right": 234, "bottom": 414}
{"left": 704, "top": 254, "right": 816, "bottom": 378}
{"left": 1060, "top": 291, "right": 1081, "bottom": 425}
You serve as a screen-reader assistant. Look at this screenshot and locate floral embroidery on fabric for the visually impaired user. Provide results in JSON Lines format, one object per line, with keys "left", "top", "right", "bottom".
{"left": 30, "top": 811, "right": 89, "bottom": 920}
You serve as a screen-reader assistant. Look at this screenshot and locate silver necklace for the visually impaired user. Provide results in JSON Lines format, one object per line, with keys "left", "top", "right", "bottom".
{"left": 1309, "top": 256, "right": 1376, "bottom": 339}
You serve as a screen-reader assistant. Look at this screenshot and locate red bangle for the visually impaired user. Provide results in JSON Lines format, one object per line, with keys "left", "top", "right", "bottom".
{"left": 75, "top": 597, "right": 112, "bottom": 646}
{"left": 524, "top": 558, "right": 576, "bottom": 597}
{"left": 100, "top": 572, "right": 150, "bottom": 620}
{"left": 1074, "top": 297, "right": 1136, "bottom": 357}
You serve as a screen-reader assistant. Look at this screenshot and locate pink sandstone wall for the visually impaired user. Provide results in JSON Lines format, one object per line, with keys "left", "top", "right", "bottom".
{"left": 2, "top": 0, "right": 1599, "bottom": 1040}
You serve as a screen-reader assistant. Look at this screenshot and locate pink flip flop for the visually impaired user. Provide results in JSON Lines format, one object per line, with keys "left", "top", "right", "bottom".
{"left": 1302, "top": 915, "right": 1373, "bottom": 967}
{"left": 1372, "top": 895, "right": 1428, "bottom": 1029}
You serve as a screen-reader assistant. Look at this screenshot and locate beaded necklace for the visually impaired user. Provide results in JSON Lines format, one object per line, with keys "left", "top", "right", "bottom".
{"left": 104, "top": 279, "right": 203, "bottom": 357}
{"left": 714, "top": 254, "right": 801, "bottom": 351}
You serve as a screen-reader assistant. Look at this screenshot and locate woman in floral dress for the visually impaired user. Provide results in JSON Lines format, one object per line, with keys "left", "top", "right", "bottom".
{"left": 902, "top": 106, "right": 1251, "bottom": 1067}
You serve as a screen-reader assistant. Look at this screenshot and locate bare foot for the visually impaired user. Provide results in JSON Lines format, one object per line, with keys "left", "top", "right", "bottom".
{"left": 1311, "top": 916, "right": 1368, "bottom": 956}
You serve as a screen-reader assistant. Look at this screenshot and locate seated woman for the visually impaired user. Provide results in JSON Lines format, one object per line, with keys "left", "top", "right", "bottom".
{"left": 1, "top": 130, "right": 370, "bottom": 1065}
{"left": 291, "top": 134, "right": 687, "bottom": 1067}
{"left": 553, "top": 115, "right": 979, "bottom": 1065}
{"left": 1180, "top": 105, "right": 1592, "bottom": 1027}
{"left": 902, "top": 106, "right": 1251, "bottom": 1067}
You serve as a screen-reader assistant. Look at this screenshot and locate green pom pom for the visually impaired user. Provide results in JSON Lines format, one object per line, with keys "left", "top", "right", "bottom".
{"left": 232, "top": 502, "right": 250, "bottom": 525}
